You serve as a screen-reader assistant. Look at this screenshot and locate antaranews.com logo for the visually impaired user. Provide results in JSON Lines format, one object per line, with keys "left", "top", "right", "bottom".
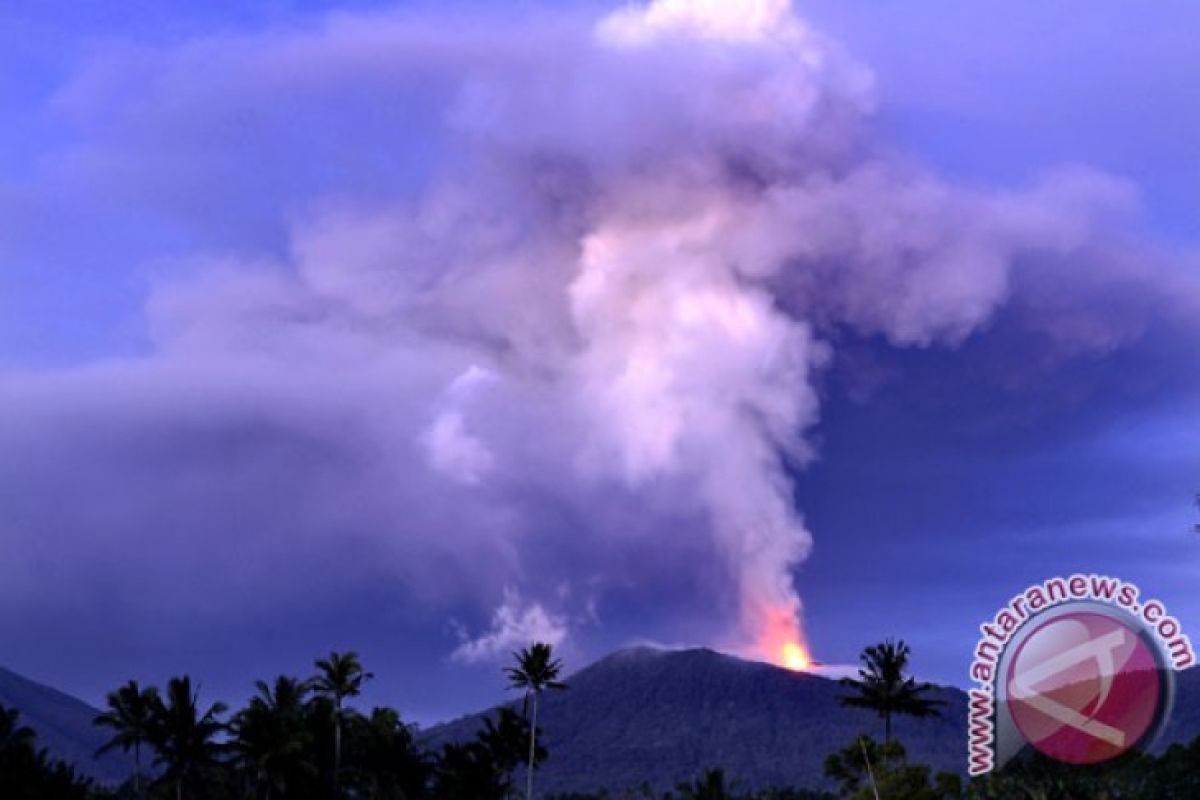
{"left": 967, "top": 574, "right": 1194, "bottom": 775}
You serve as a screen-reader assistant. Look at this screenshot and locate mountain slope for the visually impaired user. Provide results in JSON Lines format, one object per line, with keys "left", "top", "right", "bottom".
{"left": 425, "top": 646, "right": 968, "bottom": 794}
{"left": 4, "top": 647, "right": 1196, "bottom": 793}
{"left": 1157, "top": 664, "right": 1200, "bottom": 751}
{"left": 0, "top": 665, "right": 134, "bottom": 786}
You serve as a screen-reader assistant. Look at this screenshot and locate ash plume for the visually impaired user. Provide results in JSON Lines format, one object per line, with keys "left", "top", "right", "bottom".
{"left": 1, "top": 0, "right": 1195, "bottom": 670}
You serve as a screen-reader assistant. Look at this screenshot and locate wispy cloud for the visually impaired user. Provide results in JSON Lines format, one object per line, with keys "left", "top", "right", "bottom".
{"left": 451, "top": 590, "right": 570, "bottom": 664}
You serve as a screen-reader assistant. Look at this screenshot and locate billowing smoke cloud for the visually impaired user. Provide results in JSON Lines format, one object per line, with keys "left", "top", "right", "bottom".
{"left": 2, "top": 0, "right": 1197, "bottom": 675}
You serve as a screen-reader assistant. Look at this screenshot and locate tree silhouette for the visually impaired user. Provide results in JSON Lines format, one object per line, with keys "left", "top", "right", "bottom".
{"left": 433, "top": 740, "right": 508, "bottom": 800}
{"left": 0, "top": 705, "right": 93, "bottom": 799}
{"left": 839, "top": 639, "right": 943, "bottom": 743}
{"left": 230, "top": 675, "right": 314, "bottom": 799}
{"left": 825, "top": 735, "right": 961, "bottom": 800}
{"left": 506, "top": 642, "right": 566, "bottom": 800}
{"left": 0, "top": 704, "right": 36, "bottom": 756}
{"left": 5, "top": 647, "right": 555, "bottom": 798}
{"left": 675, "top": 767, "right": 735, "bottom": 800}
{"left": 351, "top": 706, "right": 431, "bottom": 800}
{"left": 312, "top": 651, "right": 373, "bottom": 798}
{"left": 149, "top": 676, "right": 228, "bottom": 800}
{"left": 430, "top": 706, "right": 545, "bottom": 800}
{"left": 480, "top": 706, "right": 544, "bottom": 785}
{"left": 94, "top": 680, "right": 159, "bottom": 798}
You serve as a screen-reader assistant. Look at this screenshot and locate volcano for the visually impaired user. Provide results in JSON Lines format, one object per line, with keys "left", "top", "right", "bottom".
{"left": 424, "top": 646, "right": 969, "bottom": 794}
{"left": 5, "top": 647, "right": 1199, "bottom": 794}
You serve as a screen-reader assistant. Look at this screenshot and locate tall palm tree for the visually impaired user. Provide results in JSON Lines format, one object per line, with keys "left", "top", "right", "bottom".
{"left": 150, "top": 676, "right": 227, "bottom": 800}
{"left": 839, "top": 639, "right": 943, "bottom": 743}
{"left": 230, "top": 676, "right": 313, "bottom": 800}
{"left": 505, "top": 642, "right": 566, "bottom": 800}
{"left": 94, "top": 680, "right": 160, "bottom": 798}
{"left": 312, "top": 651, "right": 373, "bottom": 798}
{"left": 477, "top": 707, "right": 539, "bottom": 780}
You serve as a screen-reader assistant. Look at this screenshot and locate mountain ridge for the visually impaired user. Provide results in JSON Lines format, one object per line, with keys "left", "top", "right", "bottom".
{"left": 4, "top": 645, "right": 1199, "bottom": 794}
{"left": 0, "top": 664, "right": 135, "bottom": 786}
{"left": 423, "top": 645, "right": 969, "bottom": 794}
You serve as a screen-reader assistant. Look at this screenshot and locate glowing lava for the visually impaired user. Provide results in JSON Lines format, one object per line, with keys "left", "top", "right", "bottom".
{"left": 757, "top": 605, "right": 812, "bottom": 671}
{"left": 781, "top": 641, "right": 811, "bottom": 671}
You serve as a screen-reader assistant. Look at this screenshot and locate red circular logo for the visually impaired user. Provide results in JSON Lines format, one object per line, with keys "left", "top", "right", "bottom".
{"left": 1005, "top": 611, "right": 1165, "bottom": 764}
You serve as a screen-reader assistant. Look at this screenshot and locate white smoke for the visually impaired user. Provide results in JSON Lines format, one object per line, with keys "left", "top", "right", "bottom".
{"left": 396, "top": 0, "right": 1166, "bottom": 659}
{"left": 451, "top": 589, "right": 569, "bottom": 664}
{"left": 3, "top": 0, "right": 1191, "bottom": 668}
{"left": 156, "top": 0, "right": 1169, "bottom": 660}
{"left": 599, "top": 0, "right": 807, "bottom": 44}
{"left": 422, "top": 366, "right": 498, "bottom": 486}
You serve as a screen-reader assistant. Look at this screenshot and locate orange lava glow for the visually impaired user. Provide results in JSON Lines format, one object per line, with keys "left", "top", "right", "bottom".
{"left": 758, "top": 605, "right": 812, "bottom": 671}
{"left": 781, "top": 641, "right": 811, "bottom": 671}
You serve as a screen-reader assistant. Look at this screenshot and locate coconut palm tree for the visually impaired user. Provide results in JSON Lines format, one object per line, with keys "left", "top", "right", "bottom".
{"left": 839, "top": 639, "right": 943, "bottom": 743}
{"left": 149, "top": 676, "right": 227, "bottom": 800}
{"left": 354, "top": 706, "right": 431, "bottom": 800}
{"left": 230, "top": 676, "right": 314, "bottom": 799}
{"left": 94, "top": 680, "right": 160, "bottom": 798}
{"left": 505, "top": 642, "right": 566, "bottom": 800}
{"left": 312, "top": 651, "right": 373, "bottom": 798}
{"left": 477, "top": 706, "right": 539, "bottom": 780}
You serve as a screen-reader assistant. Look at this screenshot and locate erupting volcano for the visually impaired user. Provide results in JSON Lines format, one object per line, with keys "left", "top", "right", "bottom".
{"left": 754, "top": 606, "right": 813, "bottom": 672}
{"left": 781, "top": 642, "right": 812, "bottom": 671}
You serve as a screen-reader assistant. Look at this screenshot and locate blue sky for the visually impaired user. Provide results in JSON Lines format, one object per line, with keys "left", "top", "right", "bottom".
{"left": 1, "top": 0, "right": 1198, "bottom": 724}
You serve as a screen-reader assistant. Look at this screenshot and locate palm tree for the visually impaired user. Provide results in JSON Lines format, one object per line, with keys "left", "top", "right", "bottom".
{"left": 355, "top": 706, "right": 431, "bottom": 800}
{"left": 477, "top": 707, "right": 538, "bottom": 779}
{"left": 839, "top": 639, "right": 943, "bottom": 743}
{"left": 150, "top": 676, "right": 227, "bottom": 800}
{"left": 429, "top": 707, "right": 542, "bottom": 800}
{"left": 312, "top": 650, "right": 373, "bottom": 798}
{"left": 230, "top": 676, "right": 313, "bottom": 800}
{"left": 505, "top": 642, "right": 566, "bottom": 800}
{"left": 94, "top": 680, "right": 160, "bottom": 798}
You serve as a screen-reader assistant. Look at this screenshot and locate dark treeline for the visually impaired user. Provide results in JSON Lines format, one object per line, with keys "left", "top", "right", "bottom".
{"left": 3, "top": 639, "right": 1200, "bottom": 799}
{"left": 544, "top": 736, "right": 1200, "bottom": 799}
{"left": 0, "top": 647, "right": 554, "bottom": 800}
{"left": 0, "top": 704, "right": 96, "bottom": 799}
